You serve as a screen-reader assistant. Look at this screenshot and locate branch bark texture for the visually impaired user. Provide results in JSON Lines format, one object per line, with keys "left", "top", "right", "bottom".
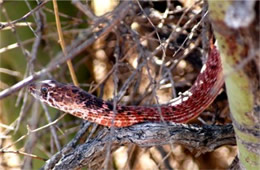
{"left": 43, "top": 123, "right": 235, "bottom": 170}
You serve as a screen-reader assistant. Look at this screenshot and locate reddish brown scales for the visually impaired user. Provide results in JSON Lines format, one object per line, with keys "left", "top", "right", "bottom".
{"left": 29, "top": 45, "right": 223, "bottom": 127}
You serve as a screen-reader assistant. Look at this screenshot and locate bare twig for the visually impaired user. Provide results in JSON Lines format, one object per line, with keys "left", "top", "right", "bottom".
{"left": 42, "top": 121, "right": 93, "bottom": 170}
{"left": 52, "top": 0, "right": 79, "bottom": 86}
{"left": 0, "top": 68, "right": 21, "bottom": 78}
{"left": 71, "top": 0, "right": 97, "bottom": 20}
{"left": 0, "top": 0, "right": 50, "bottom": 30}
{"left": 1, "top": 1, "right": 237, "bottom": 169}
{"left": 15, "top": 6, "right": 44, "bottom": 133}
{"left": 0, "top": 0, "right": 49, "bottom": 30}
{"left": 1, "top": 113, "right": 66, "bottom": 151}
{"left": 41, "top": 103, "right": 61, "bottom": 151}
{"left": 0, "top": 2, "right": 132, "bottom": 99}
{"left": 0, "top": 149, "right": 47, "bottom": 161}
{"left": 0, "top": 29, "right": 84, "bottom": 54}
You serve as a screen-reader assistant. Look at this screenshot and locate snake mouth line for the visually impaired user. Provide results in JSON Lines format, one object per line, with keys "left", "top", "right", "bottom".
{"left": 28, "top": 83, "right": 42, "bottom": 97}
{"left": 28, "top": 83, "right": 36, "bottom": 94}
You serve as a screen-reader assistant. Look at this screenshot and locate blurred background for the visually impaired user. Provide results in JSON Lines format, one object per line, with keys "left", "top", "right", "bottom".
{"left": 0, "top": 0, "right": 236, "bottom": 169}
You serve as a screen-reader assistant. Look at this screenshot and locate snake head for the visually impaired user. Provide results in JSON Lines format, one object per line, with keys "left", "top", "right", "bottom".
{"left": 29, "top": 79, "right": 102, "bottom": 119}
{"left": 29, "top": 80, "right": 58, "bottom": 102}
{"left": 28, "top": 79, "right": 86, "bottom": 112}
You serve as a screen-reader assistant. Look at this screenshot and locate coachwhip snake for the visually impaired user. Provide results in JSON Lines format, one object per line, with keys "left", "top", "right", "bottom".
{"left": 29, "top": 45, "right": 223, "bottom": 127}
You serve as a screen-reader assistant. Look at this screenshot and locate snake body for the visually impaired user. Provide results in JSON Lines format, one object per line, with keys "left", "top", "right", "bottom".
{"left": 29, "top": 46, "right": 223, "bottom": 127}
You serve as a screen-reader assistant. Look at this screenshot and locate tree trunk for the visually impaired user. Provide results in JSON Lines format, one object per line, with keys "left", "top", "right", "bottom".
{"left": 208, "top": 1, "right": 260, "bottom": 169}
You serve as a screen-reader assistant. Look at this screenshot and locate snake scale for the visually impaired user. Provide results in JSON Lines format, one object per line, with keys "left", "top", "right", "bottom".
{"left": 29, "top": 45, "right": 223, "bottom": 127}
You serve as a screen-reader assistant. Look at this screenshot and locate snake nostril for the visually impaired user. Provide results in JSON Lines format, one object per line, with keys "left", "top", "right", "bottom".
{"left": 28, "top": 83, "right": 36, "bottom": 93}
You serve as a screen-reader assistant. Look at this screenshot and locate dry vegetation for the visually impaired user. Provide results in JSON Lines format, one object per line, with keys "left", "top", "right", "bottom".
{"left": 0, "top": 1, "right": 238, "bottom": 169}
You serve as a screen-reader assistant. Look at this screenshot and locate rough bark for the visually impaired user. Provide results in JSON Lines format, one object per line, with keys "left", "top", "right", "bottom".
{"left": 208, "top": 1, "right": 260, "bottom": 169}
{"left": 42, "top": 122, "right": 235, "bottom": 170}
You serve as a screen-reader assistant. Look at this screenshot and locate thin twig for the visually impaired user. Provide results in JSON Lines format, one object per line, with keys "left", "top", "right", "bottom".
{"left": 71, "top": 0, "right": 97, "bottom": 20}
{"left": 41, "top": 103, "right": 61, "bottom": 151}
{"left": 0, "top": 2, "right": 132, "bottom": 99}
{"left": 1, "top": 113, "right": 66, "bottom": 151}
{"left": 0, "top": 0, "right": 49, "bottom": 30}
{"left": 0, "top": 149, "right": 47, "bottom": 161}
{"left": 52, "top": 0, "right": 79, "bottom": 86}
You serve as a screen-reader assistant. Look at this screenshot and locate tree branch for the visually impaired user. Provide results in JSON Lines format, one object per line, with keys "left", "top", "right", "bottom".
{"left": 0, "top": 1, "right": 132, "bottom": 99}
{"left": 43, "top": 122, "right": 235, "bottom": 170}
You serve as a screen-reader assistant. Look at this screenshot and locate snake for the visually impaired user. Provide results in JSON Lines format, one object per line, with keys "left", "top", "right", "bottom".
{"left": 29, "top": 45, "right": 223, "bottom": 127}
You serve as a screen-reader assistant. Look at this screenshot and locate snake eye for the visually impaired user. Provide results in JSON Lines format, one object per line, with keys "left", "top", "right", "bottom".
{"left": 41, "top": 86, "right": 48, "bottom": 97}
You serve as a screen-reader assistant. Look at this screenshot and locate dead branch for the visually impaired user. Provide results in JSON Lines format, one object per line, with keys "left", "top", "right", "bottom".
{"left": 0, "top": 1, "right": 132, "bottom": 99}
{"left": 43, "top": 122, "right": 235, "bottom": 169}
